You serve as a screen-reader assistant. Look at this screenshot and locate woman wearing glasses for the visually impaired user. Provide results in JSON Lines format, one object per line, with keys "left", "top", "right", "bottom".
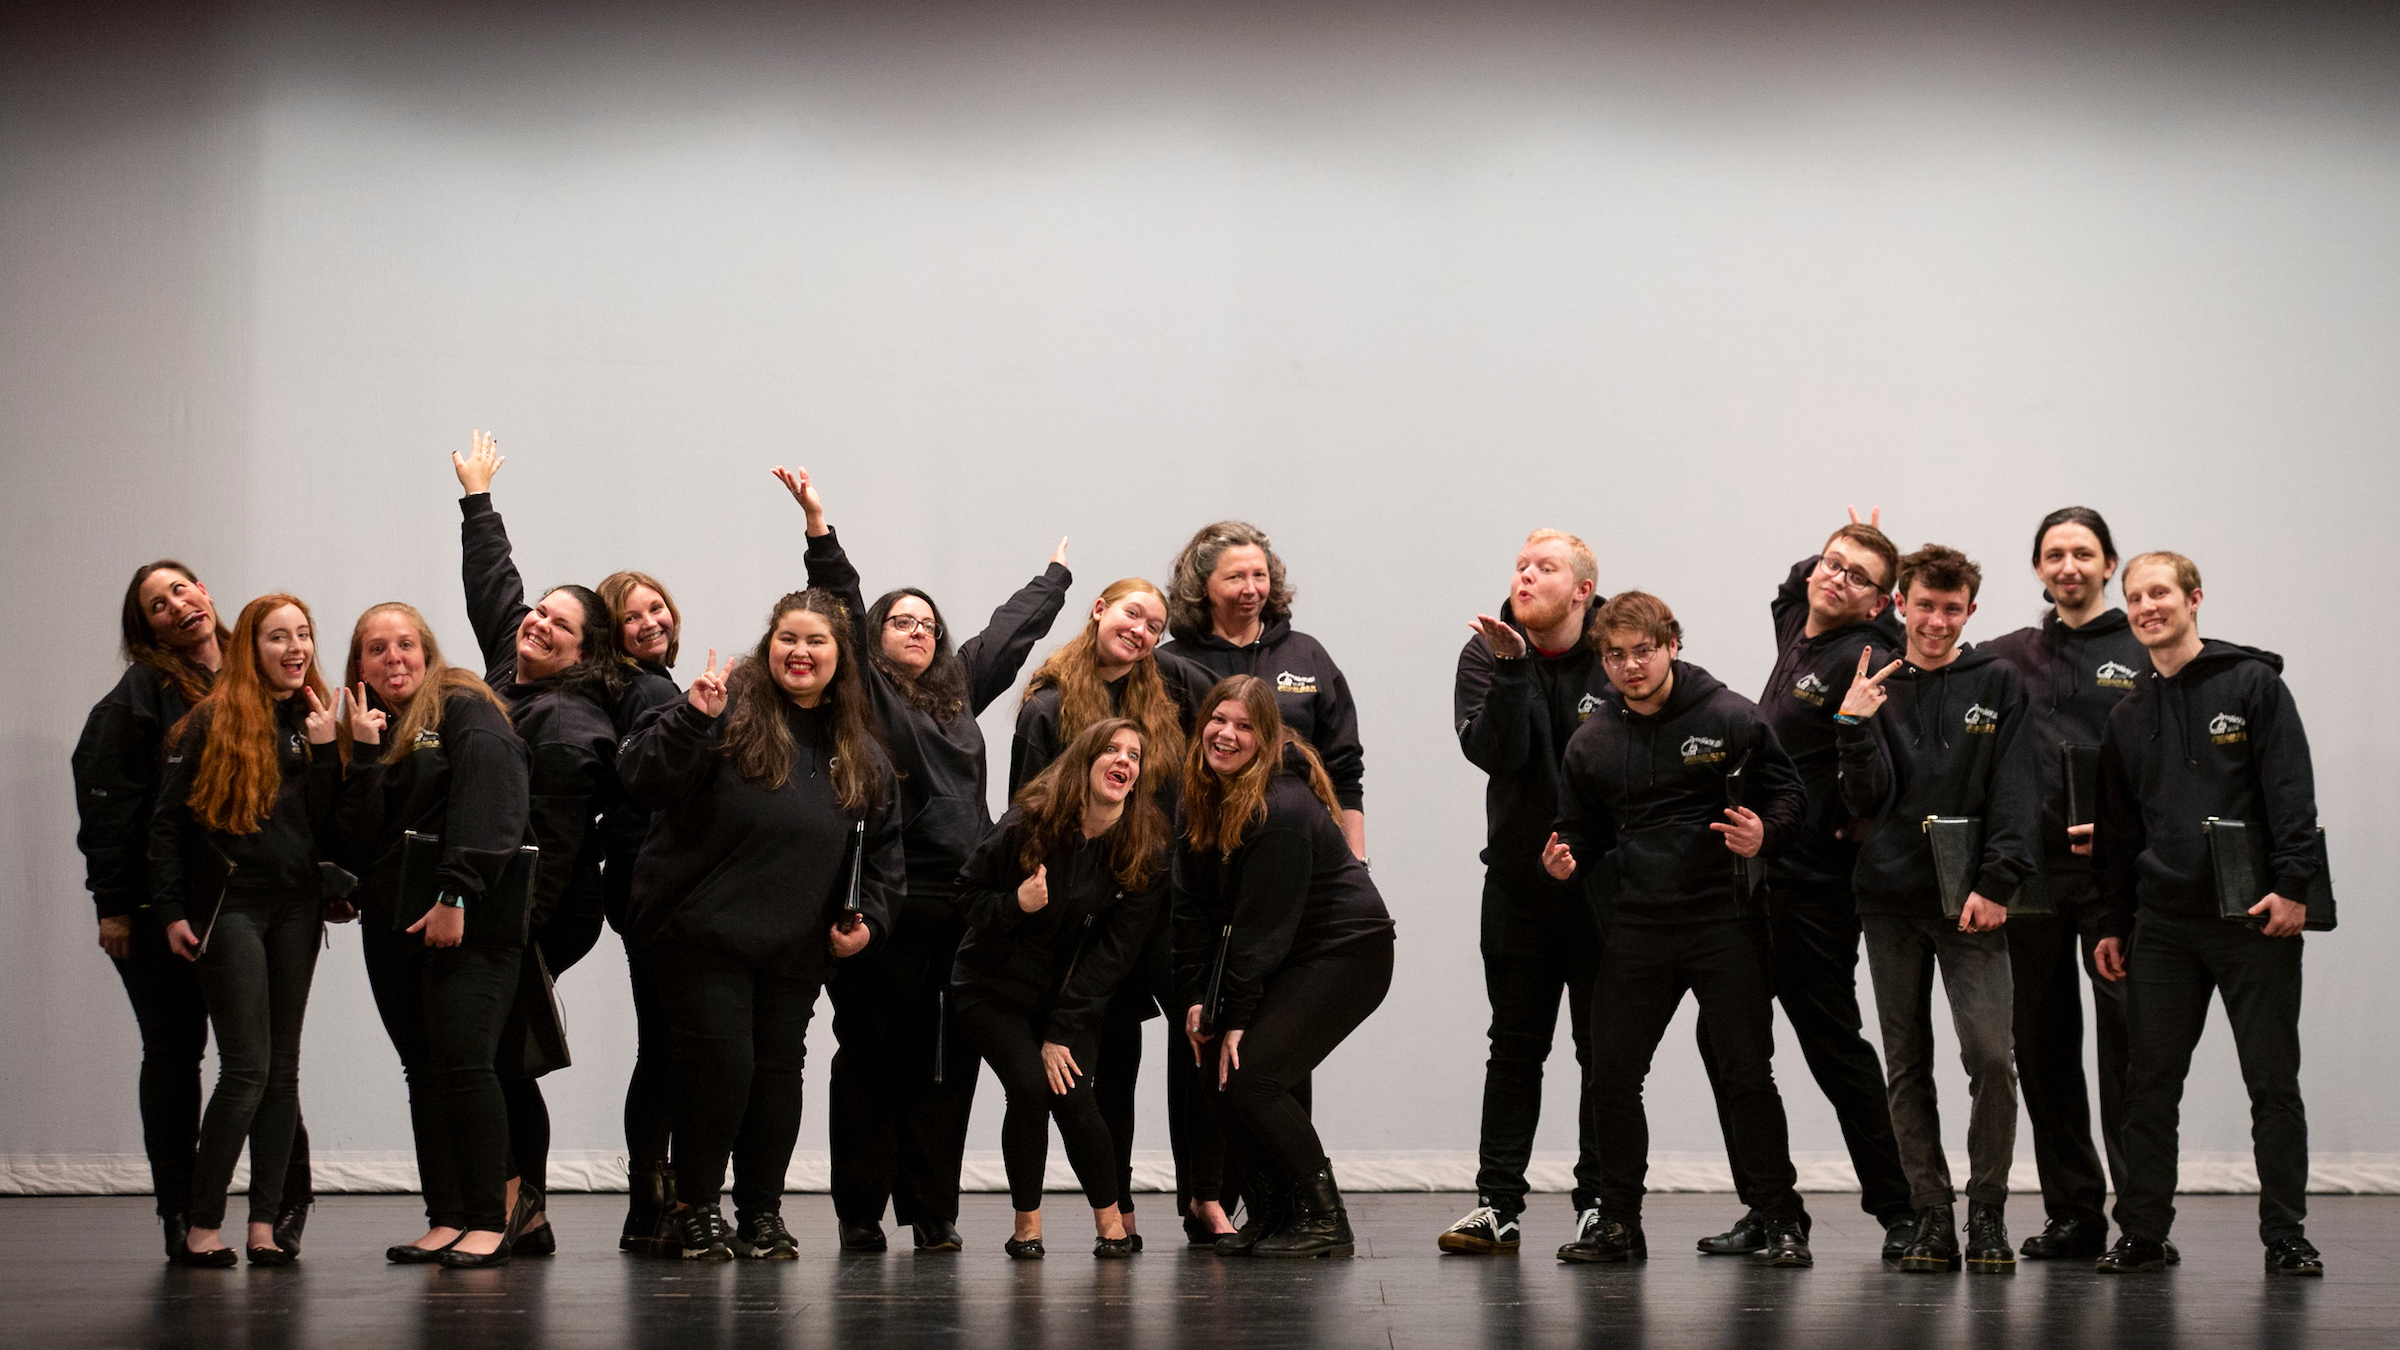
{"left": 776, "top": 467, "right": 1072, "bottom": 1253}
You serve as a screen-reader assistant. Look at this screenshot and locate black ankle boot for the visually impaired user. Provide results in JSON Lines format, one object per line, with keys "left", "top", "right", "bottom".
{"left": 1215, "top": 1172, "right": 1288, "bottom": 1257}
{"left": 272, "top": 1202, "right": 310, "bottom": 1257}
{"left": 621, "top": 1165, "right": 672, "bottom": 1254}
{"left": 1964, "top": 1201, "right": 2014, "bottom": 1273}
{"left": 1900, "top": 1204, "right": 1960, "bottom": 1273}
{"left": 161, "top": 1213, "right": 191, "bottom": 1262}
{"left": 1251, "top": 1162, "right": 1354, "bottom": 1259}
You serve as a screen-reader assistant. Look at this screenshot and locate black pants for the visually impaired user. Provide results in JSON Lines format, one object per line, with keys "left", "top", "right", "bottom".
{"left": 1476, "top": 876, "right": 1603, "bottom": 1216}
{"left": 2115, "top": 911, "right": 2308, "bottom": 1245}
{"left": 1705, "top": 884, "right": 1911, "bottom": 1222}
{"left": 959, "top": 996, "right": 1115, "bottom": 1211}
{"left": 111, "top": 911, "right": 313, "bottom": 1219}
{"left": 623, "top": 944, "right": 675, "bottom": 1171}
{"left": 501, "top": 905, "right": 601, "bottom": 1193}
{"left": 189, "top": 888, "right": 321, "bottom": 1229}
{"left": 1598, "top": 920, "right": 1805, "bottom": 1225}
{"left": 2005, "top": 870, "right": 2123, "bottom": 1226}
{"left": 1216, "top": 938, "right": 1393, "bottom": 1184}
{"left": 653, "top": 942, "right": 818, "bottom": 1215}
{"left": 362, "top": 919, "right": 520, "bottom": 1232}
{"left": 827, "top": 894, "right": 977, "bottom": 1226}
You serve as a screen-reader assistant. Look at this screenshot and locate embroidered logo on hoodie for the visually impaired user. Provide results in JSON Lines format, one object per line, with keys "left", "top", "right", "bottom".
{"left": 413, "top": 729, "right": 442, "bottom": 750}
{"left": 2095, "top": 660, "right": 2139, "bottom": 690}
{"left": 1963, "top": 704, "right": 1999, "bottom": 734}
{"left": 1275, "top": 670, "right": 1319, "bottom": 695}
{"left": 1681, "top": 734, "right": 1726, "bottom": 765}
{"left": 2209, "top": 712, "right": 2248, "bottom": 745}
{"left": 1576, "top": 692, "right": 1603, "bottom": 722}
{"left": 1792, "top": 673, "right": 1831, "bottom": 707}
{"left": 288, "top": 732, "right": 306, "bottom": 754}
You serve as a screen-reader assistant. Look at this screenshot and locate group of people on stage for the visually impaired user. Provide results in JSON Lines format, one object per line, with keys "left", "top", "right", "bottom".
{"left": 75, "top": 434, "right": 1390, "bottom": 1268}
{"left": 1444, "top": 506, "right": 2326, "bottom": 1277}
{"left": 74, "top": 441, "right": 2326, "bottom": 1281}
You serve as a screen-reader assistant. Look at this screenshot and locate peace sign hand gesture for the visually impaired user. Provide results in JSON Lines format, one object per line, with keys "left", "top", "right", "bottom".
{"left": 1838, "top": 646, "right": 1904, "bottom": 720}
{"left": 348, "top": 682, "right": 388, "bottom": 746}
{"left": 454, "top": 429, "right": 504, "bottom": 495}
{"left": 687, "top": 649, "right": 732, "bottom": 717}
{"left": 303, "top": 686, "right": 341, "bottom": 745}
{"left": 1846, "top": 504, "right": 1881, "bottom": 529}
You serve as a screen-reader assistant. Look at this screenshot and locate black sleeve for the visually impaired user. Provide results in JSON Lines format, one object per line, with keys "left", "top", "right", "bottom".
{"left": 1550, "top": 735, "right": 1613, "bottom": 879}
{"left": 1771, "top": 556, "right": 1818, "bottom": 651}
{"left": 1975, "top": 671, "right": 2041, "bottom": 904}
{"left": 525, "top": 726, "right": 609, "bottom": 930}
{"left": 1455, "top": 636, "right": 1534, "bottom": 776}
{"left": 1747, "top": 721, "right": 1808, "bottom": 856}
{"left": 2093, "top": 728, "right": 2141, "bottom": 941}
{"left": 613, "top": 672, "right": 684, "bottom": 738}
{"left": 958, "top": 562, "right": 1074, "bottom": 716}
{"left": 144, "top": 716, "right": 205, "bottom": 928}
{"left": 71, "top": 693, "right": 158, "bottom": 920}
{"left": 330, "top": 736, "right": 390, "bottom": 875}
{"left": 1007, "top": 691, "right": 1061, "bottom": 799}
{"left": 1215, "top": 826, "right": 1312, "bottom": 1033}
{"left": 1155, "top": 649, "right": 1214, "bottom": 730}
{"left": 459, "top": 494, "right": 530, "bottom": 681}
{"left": 617, "top": 701, "right": 722, "bottom": 809}
{"left": 438, "top": 726, "right": 533, "bottom": 902}
{"left": 801, "top": 527, "right": 872, "bottom": 646}
{"left": 1835, "top": 714, "right": 1893, "bottom": 820}
{"left": 1048, "top": 880, "right": 1162, "bottom": 1044}
{"left": 1311, "top": 653, "right": 1367, "bottom": 812}
{"left": 1170, "top": 844, "right": 1214, "bottom": 1014}
{"left": 306, "top": 740, "right": 345, "bottom": 856}
{"left": 2247, "top": 670, "right": 2322, "bottom": 900}
{"left": 846, "top": 758, "right": 907, "bottom": 957}
{"left": 956, "top": 816, "right": 1036, "bottom": 936}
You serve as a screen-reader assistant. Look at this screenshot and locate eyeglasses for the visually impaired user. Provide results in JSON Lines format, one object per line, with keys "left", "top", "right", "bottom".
{"left": 884, "top": 616, "right": 941, "bottom": 639}
{"left": 1813, "top": 554, "right": 1885, "bottom": 593}
{"left": 1600, "top": 645, "right": 1663, "bottom": 669}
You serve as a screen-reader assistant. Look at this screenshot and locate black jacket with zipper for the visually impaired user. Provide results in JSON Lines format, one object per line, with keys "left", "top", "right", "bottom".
{"left": 74, "top": 662, "right": 204, "bottom": 921}
{"left": 1552, "top": 661, "right": 1804, "bottom": 928}
{"left": 952, "top": 808, "right": 1164, "bottom": 1044}
{"left": 1171, "top": 749, "right": 1395, "bottom": 1033}
{"left": 601, "top": 660, "right": 683, "bottom": 933}
{"left": 1836, "top": 644, "right": 2041, "bottom": 917}
{"left": 331, "top": 689, "right": 533, "bottom": 938}
{"left": 1164, "top": 620, "right": 1366, "bottom": 811}
{"left": 146, "top": 696, "right": 341, "bottom": 929}
{"left": 2094, "top": 639, "right": 2321, "bottom": 940}
{"left": 1761, "top": 555, "right": 1905, "bottom": 891}
{"left": 1453, "top": 598, "right": 1613, "bottom": 896}
{"left": 1982, "top": 607, "right": 2151, "bottom": 878}
{"left": 619, "top": 693, "right": 902, "bottom": 983}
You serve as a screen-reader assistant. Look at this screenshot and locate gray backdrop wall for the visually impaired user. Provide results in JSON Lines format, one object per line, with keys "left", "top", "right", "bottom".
{"left": 5, "top": 0, "right": 2395, "bottom": 1196}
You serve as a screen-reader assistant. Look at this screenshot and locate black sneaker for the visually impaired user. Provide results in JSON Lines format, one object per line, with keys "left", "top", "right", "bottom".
{"left": 1438, "top": 1205, "right": 1521, "bottom": 1255}
{"left": 673, "top": 1204, "right": 735, "bottom": 1262}
{"left": 733, "top": 1210, "right": 799, "bottom": 1260}
{"left": 1698, "top": 1211, "right": 1767, "bottom": 1255}
{"left": 1964, "top": 1201, "right": 2013, "bottom": 1273}
{"left": 2094, "top": 1235, "right": 2169, "bottom": 1274}
{"left": 2264, "top": 1237, "right": 2324, "bottom": 1277}
{"left": 2019, "top": 1214, "right": 2106, "bottom": 1260}
{"left": 1758, "top": 1218, "right": 1812, "bottom": 1268}
{"left": 1556, "top": 1209, "right": 1645, "bottom": 1264}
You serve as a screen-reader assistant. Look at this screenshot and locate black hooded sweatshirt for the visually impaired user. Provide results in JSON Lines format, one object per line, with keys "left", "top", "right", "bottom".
{"left": 805, "top": 528, "right": 1071, "bottom": 899}
{"left": 601, "top": 661, "right": 683, "bottom": 933}
{"left": 1835, "top": 644, "right": 2040, "bottom": 917}
{"left": 619, "top": 694, "right": 902, "bottom": 984}
{"left": 1171, "top": 747, "right": 1396, "bottom": 1033}
{"left": 330, "top": 689, "right": 533, "bottom": 937}
{"left": 1453, "top": 598, "right": 1614, "bottom": 895}
{"left": 74, "top": 662, "right": 206, "bottom": 921}
{"left": 146, "top": 696, "right": 341, "bottom": 929}
{"left": 952, "top": 808, "right": 1164, "bottom": 1044}
{"left": 460, "top": 493, "right": 622, "bottom": 934}
{"left": 1008, "top": 647, "right": 1210, "bottom": 798}
{"left": 1982, "top": 607, "right": 2151, "bottom": 877}
{"left": 1552, "top": 661, "right": 1804, "bottom": 928}
{"left": 1761, "top": 555, "right": 1905, "bottom": 891}
{"left": 1163, "top": 620, "right": 1366, "bottom": 812}
{"left": 2094, "top": 639, "right": 2321, "bottom": 940}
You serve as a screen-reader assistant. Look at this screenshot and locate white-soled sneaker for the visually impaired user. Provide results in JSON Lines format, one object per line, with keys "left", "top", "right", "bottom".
{"left": 1438, "top": 1205, "right": 1522, "bottom": 1254}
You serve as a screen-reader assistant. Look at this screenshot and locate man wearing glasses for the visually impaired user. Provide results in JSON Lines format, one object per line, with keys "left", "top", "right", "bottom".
{"left": 1694, "top": 511, "right": 1917, "bottom": 1261}
{"left": 1546, "top": 591, "right": 1813, "bottom": 1268}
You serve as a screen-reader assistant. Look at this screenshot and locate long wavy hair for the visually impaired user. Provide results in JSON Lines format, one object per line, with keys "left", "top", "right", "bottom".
{"left": 173, "top": 594, "right": 330, "bottom": 834}
{"left": 1181, "top": 675, "right": 1339, "bottom": 857}
{"left": 119, "top": 560, "right": 229, "bottom": 705}
{"left": 598, "top": 569, "right": 683, "bottom": 668}
{"left": 1010, "top": 717, "right": 1168, "bottom": 889}
{"left": 1023, "top": 577, "right": 1185, "bottom": 773}
{"left": 717, "top": 589, "right": 886, "bottom": 811}
{"left": 342, "top": 603, "right": 510, "bottom": 763}
{"left": 865, "top": 586, "right": 968, "bottom": 721}
{"left": 1166, "top": 520, "right": 1294, "bottom": 643}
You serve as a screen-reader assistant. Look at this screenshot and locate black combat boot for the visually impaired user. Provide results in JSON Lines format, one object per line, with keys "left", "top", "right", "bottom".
{"left": 1252, "top": 1162, "right": 1355, "bottom": 1259}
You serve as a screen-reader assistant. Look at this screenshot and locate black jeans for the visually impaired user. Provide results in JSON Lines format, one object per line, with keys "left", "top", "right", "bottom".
{"left": 959, "top": 997, "right": 1115, "bottom": 1211}
{"left": 2115, "top": 911, "right": 2309, "bottom": 1245}
{"left": 189, "top": 888, "right": 321, "bottom": 1229}
{"left": 623, "top": 944, "right": 675, "bottom": 1171}
{"left": 1476, "top": 876, "right": 1603, "bottom": 1216}
{"left": 828, "top": 894, "right": 978, "bottom": 1226}
{"left": 501, "top": 908, "right": 601, "bottom": 1193}
{"left": 1862, "top": 915, "right": 2017, "bottom": 1210}
{"left": 363, "top": 919, "right": 521, "bottom": 1232}
{"left": 1216, "top": 938, "right": 1394, "bottom": 1184}
{"left": 1705, "top": 884, "right": 1911, "bottom": 1222}
{"left": 653, "top": 942, "right": 818, "bottom": 1216}
{"left": 2005, "top": 870, "right": 2123, "bottom": 1225}
{"left": 1596, "top": 920, "right": 1805, "bottom": 1225}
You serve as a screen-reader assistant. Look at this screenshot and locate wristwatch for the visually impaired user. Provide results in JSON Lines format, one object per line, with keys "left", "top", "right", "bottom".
{"left": 436, "top": 892, "right": 467, "bottom": 910}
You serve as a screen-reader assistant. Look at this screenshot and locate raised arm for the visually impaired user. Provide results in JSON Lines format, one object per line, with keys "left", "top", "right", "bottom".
{"left": 618, "top": 650, "right": 732, "bottom": 808}
{"left": 455, "top": 430, "right": 528, "bottom": 678}
{"left": 1834, "top": 648, "right": 1903, "bottom": 818}
{"left": 957, "top": 543, "right": 1072, "bottom": 714}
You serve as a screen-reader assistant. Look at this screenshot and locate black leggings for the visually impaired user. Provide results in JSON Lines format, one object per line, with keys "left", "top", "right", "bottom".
{"left": 623, "top": 945, "right": 675, "bottom": 1170}
{"left": 653, "top": 942, "right": 818, "bottom": 1216}
{"left": 188, "top": 887, "right": 321, "bottom": 1229}
{"left": 501, "top": 906, "right": 602, "bottom": 1195}
{"left": 363, "top": 919, "right": 520, "bottom": 1232}
{"left": 960, "top": 996, "right": 1116, "bottom": 1212}
{"left": 1215, "top": 939, "right": 1393, "bottom": 1184}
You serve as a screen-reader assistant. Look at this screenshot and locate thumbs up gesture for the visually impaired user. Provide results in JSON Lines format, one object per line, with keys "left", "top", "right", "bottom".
{"left": 1017, "top": 863, "right": 1050, "bottom": 914}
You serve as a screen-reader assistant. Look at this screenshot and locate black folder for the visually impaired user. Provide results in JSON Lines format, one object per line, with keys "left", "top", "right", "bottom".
{"left": 2204, "top": 819, "right": 2337, "bottom": 932}
{"left": 1201, "top": 923, "right": 1235, "bottom": 1035}
{"left": 1725, "top": 752, "right": 1764, "bottom": 912}
{"left": 2062, "top": 743, "right": 2102, "bottom": 829}
{"left": 1922, "top": 816, "right": 1983, "bottom": 920}
{"left": 391, "top": 830, "right": 541, "bottom": 947}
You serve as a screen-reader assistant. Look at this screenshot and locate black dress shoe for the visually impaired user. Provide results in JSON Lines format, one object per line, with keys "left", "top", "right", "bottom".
{"left": 2094, "top": 1235, "right": 2169, "bottom": 1273}
{"left": 1758, "top": 1218, "right": 1812, "bottom": 1268}
{"left": 1900, "top": 1205, "right": 1961, "bottom": 1273}
{"left": 1697, "top": 1212, "right": 1767, "bottom": 1255}
{"left": 387, "top": 1233, "right": 465, "bottom": 1264}
{"left": 912, "top": 1220, "right": 963, "bottom": 1252}
{"left": 1557, "top": 1212, "right": 1646, "bottom": 1264}
{"left": 1094, "top": 1234, "right": 1137, "bottom": 1259}
{"left": 1004, "top": 1236, "right": 1045, "bottom": 1260}
{"left": 1881, "top": 1212, "right": 1919, "bottom": 1261}
{"left": 440, "top": 1239, "right": 513, "bottom": 1269}
{"left": 839, "top": 1221, "right": 888, "bottom": 1252}
{"left": 169, "top": 1241, "right": 239, "bottom": 1269}
{"left": 273, "top": 1202, "right": 311, "bottom": 1256}
{"left": 2019, "top": 1214, "right": 2107, "bottom": 1260}
{"left": 161, "top": 1214, "right": 192, "bottom": 1262}
{"left": 1964, "top": 1202, "right": 2013, "bottom": 1273}
{"left": 2264, "top": 1237, "right": 2324, "bottom": 1277}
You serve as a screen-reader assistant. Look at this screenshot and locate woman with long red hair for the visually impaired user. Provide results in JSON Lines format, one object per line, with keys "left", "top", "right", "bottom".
{"left": 146, "top": 594, "right": 350, "bottom": 1266}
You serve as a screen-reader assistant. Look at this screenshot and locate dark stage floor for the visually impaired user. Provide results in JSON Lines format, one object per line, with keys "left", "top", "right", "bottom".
{"left": 5, "top": 1192, "right": 2393, "bottom": 1348}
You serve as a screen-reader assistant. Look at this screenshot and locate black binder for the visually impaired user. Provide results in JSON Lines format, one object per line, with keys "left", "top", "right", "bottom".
{"left": 2062, "top": 743, "right": 2102, "bottom": 828}
{"left": 838, "top": 818, "right": 866, "bottom": 933}
{"left": 498, "top": 943, "right": 572, "bottom": 1081}
{"left": 2204, "top": 819, "right": 2337, "bottom": 932}
{"left": 1724, "top": 751, "right": 1764, "bottom": 911}
{"left": 1922, "top": 816, "right": 1983, "bottom": 920}
{"left": 1201, "top": 922, "right": 1235, "bottom": 1034}
{"left": 189, "top": 838, "right": 238, "bottom": 957}
{"left": 392, "top": 831, "right": 541, "bottom": 947}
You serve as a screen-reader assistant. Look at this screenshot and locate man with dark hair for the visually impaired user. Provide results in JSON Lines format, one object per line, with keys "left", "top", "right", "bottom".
{"left": 2090, "top": 553, "right": 2325, "bottom": 1278}
{"left": 1697, "top": 511, "right": 1915, "bottom": 1260}
{"left": 1837, "top": 545, "right": 2039, "bottom": 1274}
{"left": 1441, "top": 529, "right": 1610, "bottom": 1254}
{"left": 1547, "top": 592, "right": 1814, "bottom": 1268}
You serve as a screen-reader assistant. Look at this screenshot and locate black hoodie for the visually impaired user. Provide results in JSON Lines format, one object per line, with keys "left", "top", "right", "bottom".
{"left": 952, "top": 808, "right": 1164, "bottom": 1043}
{"left": 805, "top": 528, "right": 1071, "bottom": 899}
{"left": 601, "top": 661, "right": 683, "bottom": 933}
{"left": 1163, "top": 620, "right": 1365, "bottom": 811}
{"left": 330, "top": 689, "right": 533, "bottom": 936}
{"left": 1552, "top": 661, "right": 1805, "bottom": 928}
{"left": 1836, "top": 644, "right": 2040, "bottom": 917}
{"left": 1171, "top": 748, "right": 1396, "bottom": 1033}
{"left": 1761, "top": 555, "right": 1905, "bottom": 891}
{"left": 619, "top": 693, "right": 902, "bottom": 983}
{"left": 460, "top": 493, "right": 621, "bottom": 934}
{"left": 1982, "top": 608, "right": 2151, "bottom": 877}
{"left": 2094, "top": 639, "right": 2320, "bottom": 939}
{"left": 1453, "top": 598, "right": 1614, "bottom": 894}
{"left": 146, "top": 696, "right": 341, "bottom": 929}
{"left": 74, "top": 662, "right": 204, "bottom": 921}
{"left": 1008, "top": 647, "right": 1210, "bottom": 798}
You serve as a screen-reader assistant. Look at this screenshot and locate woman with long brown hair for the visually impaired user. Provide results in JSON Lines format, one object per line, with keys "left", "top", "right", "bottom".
{"left": 1177, "top": 675, "right": 1395, "bottom": 1260}
{"left": 146, "top": 594, "right": 346, "bottom": 1266}
{"left": 954, "top": 718, "right": 1169, "bottom": 1259}
{"left": 619, "top": 589, "right": 902, "bottom": 1260}
{"left": 331, "top": 603, "right": 536, "bottom": 1268}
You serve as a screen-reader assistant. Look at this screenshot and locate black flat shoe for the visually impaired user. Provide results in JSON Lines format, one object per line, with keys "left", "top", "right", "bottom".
{"left": 160, "top": 1214, "right": 192, "bottom": 1262}
{"left": 440, "top": 1240, "right": 514, "bottom": 1269}
{"left": 1004, "top": 1236, "right": 1045, "bottom": 1260}
{"left": 169, "top": 1242, "right": 239, "bottom": 1269}
{"left": 387, "top": 1233, "right": 465, "bottom": 1264}
{"left": 1094, "top": 1235, "right": 1136, "bottom": 1259}
{"left": 512, "top": 1223, "right": 556, "bottom": 1258}
{"left": 246, "top": 1245, "right": 297, "bottom": 1267}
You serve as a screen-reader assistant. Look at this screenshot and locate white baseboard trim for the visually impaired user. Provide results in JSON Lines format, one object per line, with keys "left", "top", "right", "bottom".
{"left": 7, "top": 1150, "right": 2398, "bottom": 1196}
